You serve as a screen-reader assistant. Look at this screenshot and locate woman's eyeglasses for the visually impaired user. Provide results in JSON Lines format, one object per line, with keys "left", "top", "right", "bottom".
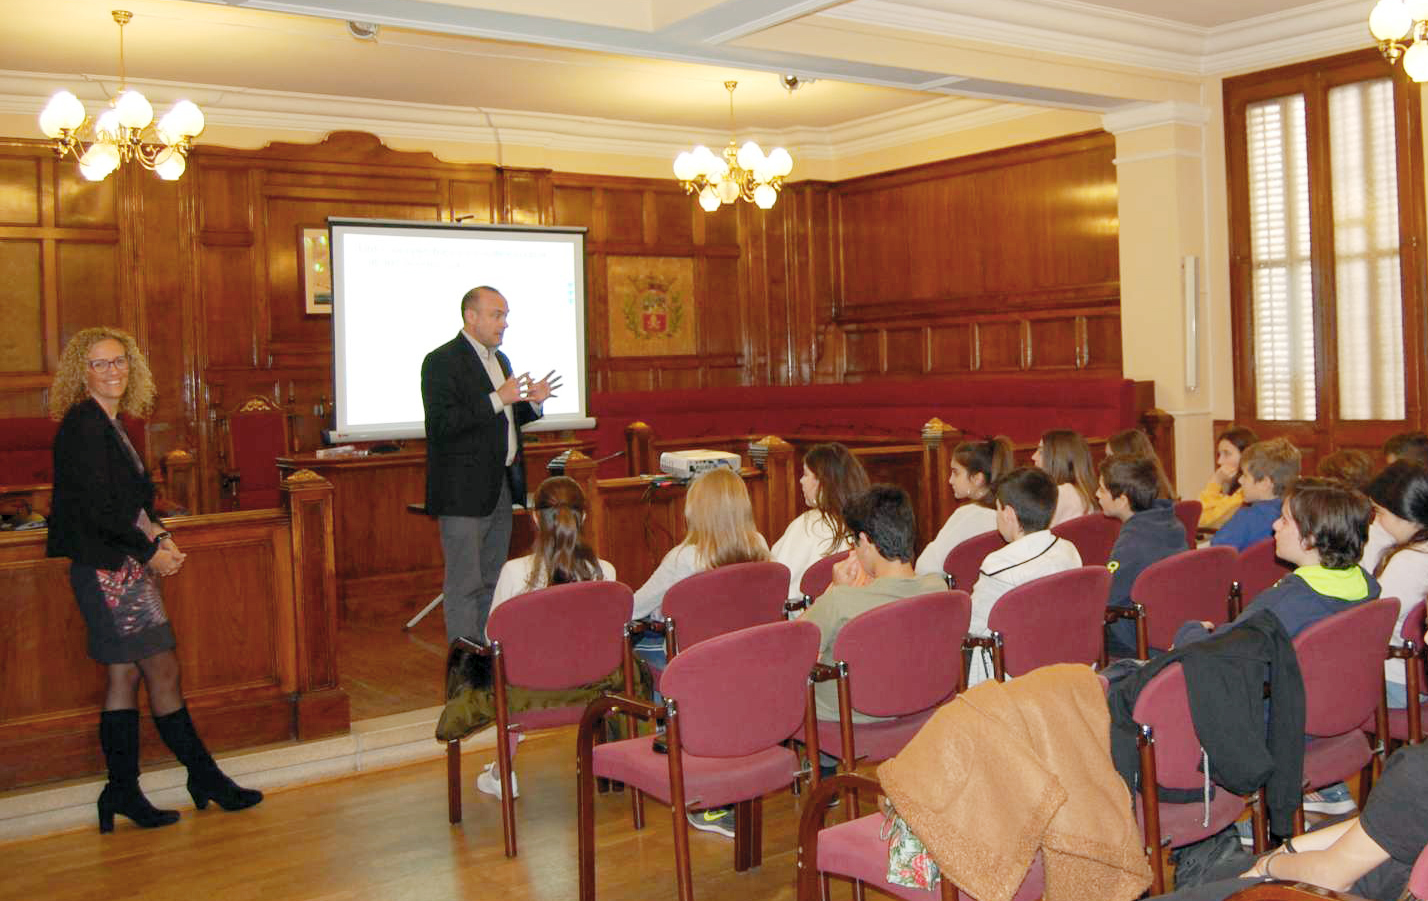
{"left": 86, "top": 355, "right": 130, "bottom": 374}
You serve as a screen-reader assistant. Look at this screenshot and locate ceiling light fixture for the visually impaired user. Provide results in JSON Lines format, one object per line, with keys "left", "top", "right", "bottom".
{"left": 1369, "top": 0, "right": 1428, "bottom": 80}
{"left": 673, "top": 81, "right": 792, "bottom": 212}
{"left": 38, "top": 10, "right": 206, "bottom": 182}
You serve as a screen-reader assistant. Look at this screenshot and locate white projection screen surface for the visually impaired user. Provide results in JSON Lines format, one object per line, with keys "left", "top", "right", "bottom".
{"left": 328, "top": 219, "right": 591, "bottom": 443}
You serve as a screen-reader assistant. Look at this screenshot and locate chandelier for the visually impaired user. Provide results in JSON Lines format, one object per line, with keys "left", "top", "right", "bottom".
{"left": 673, "top": 81, "right": 792, "bottom": 211}
{"left": 1370, "top": 0, "right": 1428, "bottom": 79}
{"left": 38, "top": 10, "right": 206, "bottom": 182}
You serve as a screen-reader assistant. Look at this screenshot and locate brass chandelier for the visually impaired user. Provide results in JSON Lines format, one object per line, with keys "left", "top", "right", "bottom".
{"left": 1370, "top": 0, "right": 1428, "bottom": 80}
{"left": 673, "top": 81, "right": 793, "bottom": 211}
{"left": 38, "top": 10, "right": 206, "bottom": 181}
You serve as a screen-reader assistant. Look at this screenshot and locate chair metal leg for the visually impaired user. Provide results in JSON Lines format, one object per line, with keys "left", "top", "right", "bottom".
{"left": 1292, "top": 805, "right": 1305, "bottom": 837}
{"left": 447, "top": 739, "right": 462, "bottom": 824}
{"left": 1251, "top": 793, "right": 1269, "bottom": 854}
{"left": 734, "top": 799, "right": 754, "bottom": 872}
{"left": 577, "top": 707, "right": 600, "bottom": 901}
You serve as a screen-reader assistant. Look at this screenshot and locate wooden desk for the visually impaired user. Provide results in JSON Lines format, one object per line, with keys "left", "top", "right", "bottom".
{"left": 277, "top": 437, "right": 589, "bottom": 621}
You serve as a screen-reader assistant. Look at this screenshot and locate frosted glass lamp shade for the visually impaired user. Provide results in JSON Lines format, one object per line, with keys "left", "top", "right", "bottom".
{"left": 673, "top": 151, "right": 699, "bottom": 181}
{"left": 114, "top": 90, "right": 153, "bottom": 129}
{"left": 78, "top": 143, "right": 120, "bottom": 181}
{"left": 40, "top": 91, "right": 86, "bottom": 137}
{"left": 1406, "top": 39, "right": 1428, "bottom": 79}
{"left": 716, "top": 177, "right": 740, "bottom": 204}
{"left": 753, "top": 184, "right": 777, "bottom": 209}
{"left": 767, "top": 147, "right": 793, "bottom": 177}
{"left": 1371, "top": 0, "right": 1414, "bottom": 39}
{"left": 736, "top": 140, "right": 764, "bottom": 170}
{"left": 154, "top": 148, "right": 186, "bottom": 181}
{"left": 698, "top": 186, "right": 720, "bottom": 211}
{"left": 166, "top": 100, "right": 204, "bottom": 137}
{"left": 1405, "top": 0, "right": 1428, "bottom": 22}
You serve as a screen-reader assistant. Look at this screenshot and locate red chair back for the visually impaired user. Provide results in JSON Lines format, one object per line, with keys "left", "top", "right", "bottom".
{"left": 1410, "top": 842, "right": 1428, "bottom": 901}
{"left": 1234, "top": 537, "right": 1292, "bottom": 608}
{"left": 660, "top": 619, "right": 820, "bottom": 758}
{"left": 944, "top": 529, "right": 1005, "bottom": 591}
{"left": 832, "top": 590, "right": 970, "bottom": 718}
{"left": 1173, "top": 500, "right": 1201, "bottom": 549}
{"left": 226, "top": 397, "right": 290, "bottom": 509}
{"left": 987, "top": 566, "right": 1113, "bottom": 677}
{"left": 486, "top": 581, "right": 634, "bottom": 690}
{"left": 662, "top": 561, "right": 790, "bottom": 653}
{"left": 1050, "top": 513, "right": 1122, "bottom": 567}
{"left": 1132, "top": 662, "right": 1203, "bottom": 790}
{"left": 800, "top": 554, "right": 842, "bottom": 601}
{"left": 1294, "top": 598, "right": 1398, "bottom": 737}
{"left": 1131, "top": 546, "right": 1237, "bottom": 651}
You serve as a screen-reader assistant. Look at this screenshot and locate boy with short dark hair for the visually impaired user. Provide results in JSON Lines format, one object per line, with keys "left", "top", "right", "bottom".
{"left": 1098, "top": 454, "right": 1188, "bottom": 657}
{"left": 1211, "top": 437, "right": 1302, "bottom": 552}
{"left": 1383, "top": 431, "right": 1428, "bottom": 468}
{"left": 966, "top": 468, "right": 1083, "bottom": 684}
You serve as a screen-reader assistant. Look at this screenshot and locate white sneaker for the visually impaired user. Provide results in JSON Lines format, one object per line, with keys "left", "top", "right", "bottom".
{"left": 476, "top": 762, "right": 519, "bottom": 799}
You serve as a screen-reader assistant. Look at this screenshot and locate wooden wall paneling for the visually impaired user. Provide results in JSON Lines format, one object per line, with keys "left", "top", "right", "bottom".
{"left": 55, "top": 163, "right": 119, "bottom": 230}
{"left": 973, "top": 320, "right": 1026, "bottom": 372}
{"left": 502, "top": 168, "right": 551, "bottom": 225}
{"left": 929, "top": 322, "right": 974, "bottom": 374}
{"left": 450, "top": 178, "right": 498, "bottom": 223}
{"left": 1083, "top": 311, "right": 1123, "bottom": 371}
{"left": 1026, "top": 316, "right": 1082, "bottom": 370}
{"left": 701, "top": 249, "right": 745, "bottom": 363}
{"left": 842, "top": 327, "right": 881, "bottom": 378}
{"left": 553, "top": 184, "right": 594, "bottom": 230}
{"left": 740, "top": 204, "right": 771, "bottom": 386}
{"left": 604, "top": 189, "right": 645, "bottom": 244}
{"left": 199, "top": 245, "right": 257, "bottom": 369}
{"left": 0, "top": 239, "right": 43, "bottom": 372}
{"left": 653, "top": 190, "right": 694, "bottom": 247}
{"left": 782, "top": 183, "right": 834, "bottom": 386}
{"left": 283, "top": 470, "right": 349, "bottom": 739}
{"left": 883, "top": 327, "right": 926, "bottom": 376}
{"left": 0, "top": 154, "right": 40, "bottom": 225}
{"left": 56, "top": 241, "right": 121, "bottom": 348}
{"left": 132, "top": 176, "right": 194, "bottom": 462}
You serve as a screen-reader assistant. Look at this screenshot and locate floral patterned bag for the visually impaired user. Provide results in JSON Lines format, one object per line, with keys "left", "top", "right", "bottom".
{"left": 882, "top": 801, "right": 941, "bottom": 891}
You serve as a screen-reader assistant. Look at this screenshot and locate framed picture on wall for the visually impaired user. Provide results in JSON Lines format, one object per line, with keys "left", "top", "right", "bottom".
{"left": 301, "top": 227, "right": 333, "bottom": 314}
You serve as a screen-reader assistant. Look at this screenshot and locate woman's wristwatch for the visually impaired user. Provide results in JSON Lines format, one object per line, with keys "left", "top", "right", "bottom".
{"left": 153, "top": 530, "right": 173, "bottom": 546}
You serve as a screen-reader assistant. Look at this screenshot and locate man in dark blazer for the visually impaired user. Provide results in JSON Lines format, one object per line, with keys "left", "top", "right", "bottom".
{"left": 421, "top": 285, "right": 559, "bottom": 642}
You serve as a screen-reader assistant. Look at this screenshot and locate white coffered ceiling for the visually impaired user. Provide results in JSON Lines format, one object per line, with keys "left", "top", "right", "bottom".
{"left": 0, "top": 0, "right": 1374, "bottom": 157}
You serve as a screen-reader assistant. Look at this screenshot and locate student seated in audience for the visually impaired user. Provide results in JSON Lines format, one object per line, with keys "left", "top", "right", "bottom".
{"left": 1384, "top": 431, "right": 1428, "bottom": 468}
{"left": 1176, "top": 476, "right": 1378, "bottom": 647}
{"left": 1210, "top": 437, "right": 1301, "bottom": 552}
{"left": 1364, "top": 461, "right": 1428, "bottom": 711}
{"left": 1107, "top": 428, "right": 1175, "bottom": 499}
{"left": 803, "top": 485, "right": 947, "bottom": 723}
{"left": 966, "top": 468, "right": 1083, "bottom": 685}
{"left": 490, "top": 476, "right": 616, "bottom": 614}
{"left": 1198, "top": 426, "right": 1258, "bottom": 530}
{"left": 1317, "top": 448, "right": 1375, "bottom": 491}
{"left": 456, "top": 476, "right": 617, "bottom": 800}
{"left": 915, "top": 435, "right": 1015, "bottom": 576}
{"left": 1151, "top": 741, "right": 1428, "bottom": 901}
{"left": 1099, "top": 454, "right": 1189, "bottom": 658}
{"left": 1032, "top": 429, "right": 1097, "bottom": 527}
{"left": 630, "top": 467, "right": 769, "bottom": 667}
{"left": 769, "top": 442, "right": 869, "bottom": 602}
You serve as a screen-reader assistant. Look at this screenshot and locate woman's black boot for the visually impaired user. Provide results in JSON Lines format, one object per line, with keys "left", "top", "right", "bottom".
{"left": 153, "top": 706, "right": 263, "bottom": 812}
{"left": 97, "top": 709, "right": 180, "bottom": 833}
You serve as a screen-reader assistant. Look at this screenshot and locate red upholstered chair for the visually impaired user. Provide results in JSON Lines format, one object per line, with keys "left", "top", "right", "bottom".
{"left": 576, "top": 619, "right": 821, "bottom": 901}
{"left": 1173, "top": 500, "right": 1202, "bottom": 549}
{"left": 795, "top": 772, "right": 1046, "bottom": 901}
{"left": 962, "top": 566, "right": 1113, "bottom": 682}
{"left": 798, "top": 554, "right": 842, "bottom": 608}
{"left": 1228, "top": 537, "right": 1292, "bottom": 619}
{"left": 943, "top": 529, "right": 1006, "bottom": 591}
{"left": 802, "top": 590, "right": 970, "bottom": 779}
{"left": 1293, "top": 599, "right": 1398, "bottom": 833}
{"left": 1382, "top": 599, "right": 1426, "bottom": 745}
{"left": 1051, "top": 513, "right": 1122, "bottom": 567}
{"left": 217, "top": 395, "right": 293, "bottom": 510}
{"left": 1116, "top": 546, "right": 1237, "bottom": 659}
{"left": 1133, "top": 662, "right": 1259, "bottom": 893}
{"left": 643, "top": 561, "right": 790, "bottom": 688}
{"left": 446, "top": 580, "right": 635, "bottom": 857}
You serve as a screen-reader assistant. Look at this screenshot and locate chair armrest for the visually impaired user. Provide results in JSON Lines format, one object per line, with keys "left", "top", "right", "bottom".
{"left": 786, "top": 597, "right": 809, "bottom": 615}
{"left": 1387, "top": 640, "right": 1421, "bottom": 661}
{"left": 944, "top": 573, "right": 957, "bottom": 589}
{"left": 1223, "top": 881, "right": 1372, "bottom": 901}
{"left": 961, "top": 634, "right": 1004, "bottom": 682}
{"left": 626, "top": 619, "right": 666, "bottom": 638}
{"left": 809, "top": 662, "right": 842, "bottom": 684}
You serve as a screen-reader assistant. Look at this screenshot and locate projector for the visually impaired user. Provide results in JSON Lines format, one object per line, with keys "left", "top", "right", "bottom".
{"left": 659, "top": 449, "right": 741, "bottom": 480}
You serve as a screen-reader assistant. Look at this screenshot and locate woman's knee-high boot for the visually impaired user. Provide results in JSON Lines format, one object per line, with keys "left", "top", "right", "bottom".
{"left": 153, "top": 706, "right": 263, "bottom": 812}
{"left": 97, "top": 709, "right": 180, "bottom": 833}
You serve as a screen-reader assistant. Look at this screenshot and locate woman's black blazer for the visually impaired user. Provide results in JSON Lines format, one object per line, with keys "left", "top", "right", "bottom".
{"left": 46, "top": 398, "right": 161, "bottom": 569}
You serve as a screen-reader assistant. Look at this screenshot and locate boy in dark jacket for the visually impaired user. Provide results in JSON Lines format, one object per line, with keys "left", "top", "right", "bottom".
{"left": 1210, "top": 437, "right": 1301, "bottom": 552}
{"left": 1099, "top": 454, "right": 1190, "bottom": 657}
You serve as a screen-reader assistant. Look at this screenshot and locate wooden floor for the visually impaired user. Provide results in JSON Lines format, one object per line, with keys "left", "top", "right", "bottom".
{"left": 0, "top": 724, "right": 868, "bottom": 901}
{"left": 338, "top": 605, "right": 449, "bottom": 721}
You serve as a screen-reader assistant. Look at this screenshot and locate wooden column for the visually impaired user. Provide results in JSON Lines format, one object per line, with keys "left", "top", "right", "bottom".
{"left": 282, "top": 469, "right": 349, "bottom": 739}
{"left": 921, "top": 418, "right": 962, "bottom": 534}
{"left": 749, "top": 436, "right": 795, "bottom": 541}
{"left": 624, "top": 422, "right": 654, "bottom": 476}
{"left": 564, "top": 451, "right": 602, "bottom": 556}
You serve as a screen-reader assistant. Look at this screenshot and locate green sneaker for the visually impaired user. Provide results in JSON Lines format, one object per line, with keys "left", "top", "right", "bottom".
{"left": 687, "top": 806, "right": 735, "bottom": 838}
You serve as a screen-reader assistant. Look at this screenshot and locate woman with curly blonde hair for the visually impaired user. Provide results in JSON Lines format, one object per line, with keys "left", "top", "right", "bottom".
{"left": 47, "top": 327, "right": 260, "bottom": 835}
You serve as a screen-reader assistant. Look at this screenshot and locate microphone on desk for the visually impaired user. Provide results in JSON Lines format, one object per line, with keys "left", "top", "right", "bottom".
{"left": 546, "top": 449, "right": 623, "bottom": 475}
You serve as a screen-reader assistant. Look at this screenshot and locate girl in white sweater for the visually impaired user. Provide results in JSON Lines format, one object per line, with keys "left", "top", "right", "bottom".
{"left": 915, "top": 435, "right": 1015, "bottom": 576}
{"left": 1033, "top": 429, "right": 1098, "bottom": 527}
{"left": 1363, "top": 461, "right": 1428, "bottom": 709}
{"left": 769, "top": 442, "right": 870, "bottom": 600}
